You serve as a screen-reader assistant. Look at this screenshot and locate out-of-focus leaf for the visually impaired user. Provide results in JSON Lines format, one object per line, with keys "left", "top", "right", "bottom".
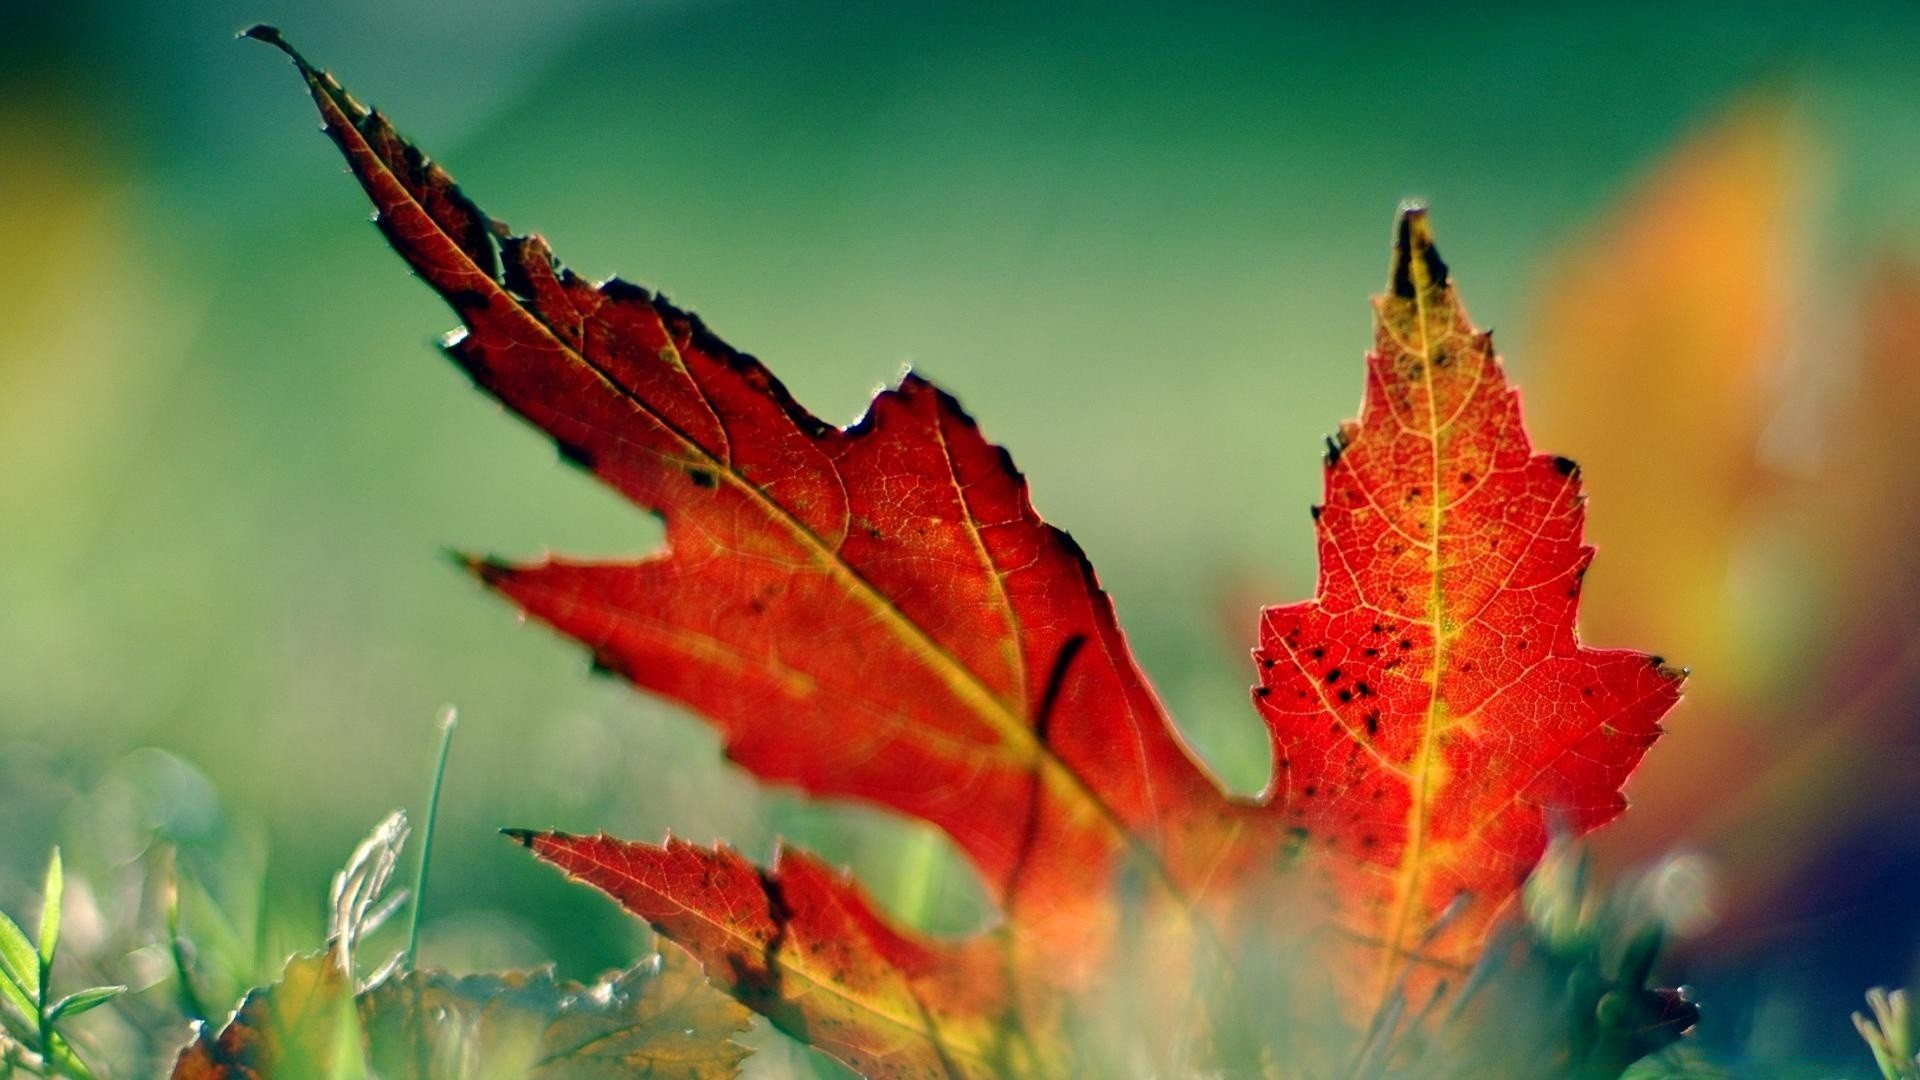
{"left": 1523, "top": 99, "right": 1819, "bottom": 887}
{"left": 1529, "top": 100, "right": 1803, "bottom": 691}
{"left": 167, "top": 948, "right": 751, "bottom": 1079}
{"left": 0, "top": 909, "right": 39, "bottom": 1004}
{"left": 171, "top": 950, "right": 353, "bottom": 1080}
{"left": 360, "top": 948, "right": 753, "bottom": 1079}
{"left": 1524, "top": 91, "right": 1920, "bottom": 948}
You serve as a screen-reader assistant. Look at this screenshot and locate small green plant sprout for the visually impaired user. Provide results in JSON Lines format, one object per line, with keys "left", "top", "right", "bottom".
{"left": 0, "top": 849, "right": 125, "bottom": 1079}
{"left": 1858, "top": 987, "right": 1919, "bottom": 1079}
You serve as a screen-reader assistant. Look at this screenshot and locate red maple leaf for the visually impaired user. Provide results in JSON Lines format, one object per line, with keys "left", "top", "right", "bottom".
{"left": 256, "top": 29, "right": 1683, "bottom": 1074}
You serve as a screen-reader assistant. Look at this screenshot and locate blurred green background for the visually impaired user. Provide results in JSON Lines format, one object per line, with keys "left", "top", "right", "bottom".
{"left": 5, "top": 1, "right": 1920, "bottom": 1073}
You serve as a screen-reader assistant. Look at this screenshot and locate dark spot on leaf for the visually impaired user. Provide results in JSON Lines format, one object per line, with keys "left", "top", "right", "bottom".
{"left": 1553, "top": 456, "right": 1578, "bottom": 476}
{"left": 687, "top": 467, "right": 717, "bottom": 488}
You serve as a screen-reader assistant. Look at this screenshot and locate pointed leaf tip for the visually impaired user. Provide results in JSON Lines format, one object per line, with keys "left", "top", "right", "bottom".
{"left": 438, "top": 548, "right": 503, "bottom": 580}
{"left": 499, "top": 828, "right": 538, "bottom": 848}
{"left": 1391, "top": 205, "right": 1449, "bottom": 298}
{"left": 239, "top": 23, "right": 313, "bottom": 72}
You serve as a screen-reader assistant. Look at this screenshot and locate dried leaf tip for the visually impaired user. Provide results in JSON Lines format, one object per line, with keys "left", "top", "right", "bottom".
{"left": 240, "top": 24, "right": 311, "bottom": 70}
{"left": 242, "top": 27, "right": 368, "bottom": 125}
{"left": 440, "top": 548, "right": 512, "bottom": 581}
{"left": 498, "top": 828, "right": 538, "bottom": 848}
{"left": 1391, "top": 204, "right": 1450, "bottom": 299}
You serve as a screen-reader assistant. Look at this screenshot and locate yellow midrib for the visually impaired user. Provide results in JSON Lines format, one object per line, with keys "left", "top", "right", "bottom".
{"left": 1374, "top": 263, "right": 1452, "bottom": 1009}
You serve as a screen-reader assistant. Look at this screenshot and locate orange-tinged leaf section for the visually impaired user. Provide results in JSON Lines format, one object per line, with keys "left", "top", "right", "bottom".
{"left": 509, "top": 831, "right": 1039, "bottom": 1077}
{"left": 1252, "top": 211, "right": 1684, "bottom": 1006}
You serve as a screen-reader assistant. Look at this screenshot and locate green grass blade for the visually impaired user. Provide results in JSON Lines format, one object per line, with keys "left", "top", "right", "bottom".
{"left": 0, "top": 912, "right": 37, "bottom": 1002}
{"left": 37, "top": 849, "right": 62, "bottom": 977}
{"left": 0, "top": 957, "right": 34, "bottom": 1024}
{"left": 405, "top": 707, "right": 457, "bottom": 972}
{"left": 46, "top": 985, "right": 125, "bottom": 1025}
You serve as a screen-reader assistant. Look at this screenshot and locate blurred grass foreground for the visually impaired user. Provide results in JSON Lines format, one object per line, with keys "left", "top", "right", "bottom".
{"left": 5, "top": 2, "right": 1920, "bottom": 1075}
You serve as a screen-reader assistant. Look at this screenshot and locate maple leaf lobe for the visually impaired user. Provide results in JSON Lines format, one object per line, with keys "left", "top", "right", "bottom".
{"left": 1252, "top": 206, "right": 1683, "bottom": 1006}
